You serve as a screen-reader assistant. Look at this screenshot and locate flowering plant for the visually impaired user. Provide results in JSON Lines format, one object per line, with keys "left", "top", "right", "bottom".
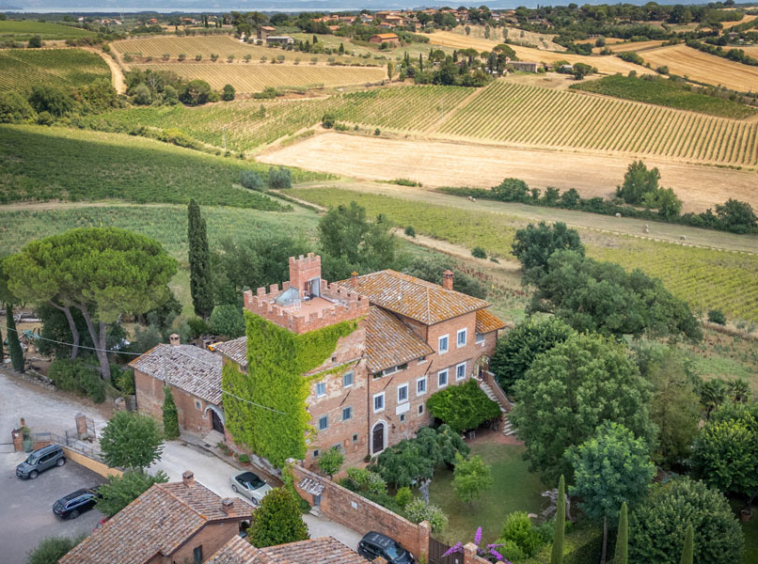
{"left": 441, "top": 527, "right": 510, "bottom": 563}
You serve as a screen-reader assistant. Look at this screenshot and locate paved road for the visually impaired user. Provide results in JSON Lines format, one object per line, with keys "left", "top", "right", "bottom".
{"left": 0, "top": 451, "right": 106, "bottom": 564}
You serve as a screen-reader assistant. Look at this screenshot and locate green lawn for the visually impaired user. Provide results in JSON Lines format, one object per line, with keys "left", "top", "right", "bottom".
{"left": 429, "top": 442, "right": 545, "bottom": 545}
{"left": 732, "top": 501, "right": 758, "bottom": 564}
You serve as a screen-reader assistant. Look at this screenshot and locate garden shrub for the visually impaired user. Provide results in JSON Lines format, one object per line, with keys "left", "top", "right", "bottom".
{"left": 708, "top": 309, "right": 727, "bottom": 325}
{"left": 426, "top": 380, "right": 502, "bottom": 433}
{"left": 404, "top": 225, "right": 416, "bottom": 238}
{"left": 499, "top": 511, "right": 544, "bottom": 557}
{"left": 404, "top": 498, "right": 447, "bottom": 533}
{"left": 395, "top": 487, "right": 412, "bottom": 508}
{"left": 471, "top": 247, "right": 487, "bottom": 259}
{"left": 268, "top": 166, "right": 292, "bottom": 190}
{"left": 48, "top": 359, "right": 105, "bottom": 403}
{"left": 28, "top": 536, "right": 84, "bottom": 564}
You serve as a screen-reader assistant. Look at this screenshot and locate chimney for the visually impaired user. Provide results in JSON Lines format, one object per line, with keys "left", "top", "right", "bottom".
{"left": 442, "top": 270, "right": 454, "bottom": 291}
{"left": 182, "top": 470, "right": 195, "bottom": 487}
{"left": 351, "top": 271, "right": 359, "bottom": 288}
{"left": 221, "top": 498, "right": 234, "bottom": 515}
{"left": 169, "top": 333, "right": 180, "bottom": 346}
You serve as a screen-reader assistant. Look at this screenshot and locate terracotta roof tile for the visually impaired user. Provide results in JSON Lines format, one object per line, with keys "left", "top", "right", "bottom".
{"left": 365, "top": 307, "right": 433, "bottom": 373}
{"left": 216, "top": 337, "right": 249, "bottom": 369}
{"left": 129, "top": 344, "right": 222, "bottom": 404}
{"left": 207, "top": 536, "right": 273, "bottom": 564}
{"left": 337, "top": 270, "right": 489, "bottom": 325}
{"left": 60, "top": 481, "right": 248, "bottom": 564}
{"left": 208, "top": 536, "right": 367, "bottom": 564}
{"left": 476, "top": 309, "right": 506, "bottom": 334}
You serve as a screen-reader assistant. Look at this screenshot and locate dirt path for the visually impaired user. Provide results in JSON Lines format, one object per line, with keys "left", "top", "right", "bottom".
{"left": 84, "top": 47, "right": 126, "bottom": 94}
{"left": 259, "top": 132, "right": 758, "bottom": 215}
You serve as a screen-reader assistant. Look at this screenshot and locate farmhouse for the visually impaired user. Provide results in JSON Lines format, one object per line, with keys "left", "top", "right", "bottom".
{"left": 369, "top": 33, "right": 400, "bottom": 45}
{"left": 508, "top": 60, "right": 539, "bottom": 72}
{"left": 60, "top": 472, "right": 249, "bottom": 564}
{"left": 257, "top": 25, "right": 276, "bottom": 41}
{"left": 266, "top": 35, "right": 295, "bottom": 46}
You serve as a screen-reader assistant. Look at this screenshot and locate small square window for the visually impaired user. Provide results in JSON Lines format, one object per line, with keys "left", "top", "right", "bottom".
{"left": 373, "top": 392, "right": 385, "bottom": 413}
{"left": 318, "top": 415, "right": 328, "bottom": 431}
{"left": 456, "top": 362, "right": 466, "bottom": 381}
{"left": 438, "top": 369, "right": 449, "bottom": 388}
{"left": 438, "top": 335, "right": 449, "bottom": 354}
{"left": 195, "top": 400, "right": 202, "bottom": 410}
{"left": 352, "top": 434, "right": 359, "bottom": 444}
{"left": 313, "top": 449, "right": 320, "bottom": 458}
{"left": 343, "top": 371, "right": 354, "bottom": 388}
{"left": 476, "top": 332, "right": 485, "bottom": 344}
{"left": 418, "top": 404, "right": 424, "bottom": 414}
{"left": 417, "top": 377, "right": 427, "bottom": 395}
{"left": 457, "top": 329, "right": 467, "bottom": 347}
{"left": 316, "top": 382, "right": 326, "bottom": 398}
{"left": 400, "top": 413, "right": 406, "bottom": 422}
{"left": 398, "top": 384, "right": 409, "bottom": 403}
{"left": 343, "top": 406, "right": 352, "bottom": 421}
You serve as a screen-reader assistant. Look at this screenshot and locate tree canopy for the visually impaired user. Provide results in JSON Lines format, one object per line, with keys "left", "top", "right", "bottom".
{"left": 247, "top": 488, "right": 309, "bottom": 548}
{"left": 97, "top": 470, "right": 168, "bottom": 518}
{"left": 188, "top": 200, "right": 213, "bottom": 318}
{"left": 617, "top": 160, "right": 660, "bottom": 205}
{"left": 511, "top": 333, "right": 656, "bottom": 483}
{"left": 511, "top": 221, "right": 585, "bottom": 273}
{"left": 100, "top": 411, "right": 164, "bottom": 470}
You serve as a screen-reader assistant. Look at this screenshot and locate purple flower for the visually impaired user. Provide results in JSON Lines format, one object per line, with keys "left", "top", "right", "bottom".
{"left": 474, "top": 527, "right": 482, "bottom": 546}
{"left": 442, "top": 542, "right": 463, "bottom": 558}
{"left": 489, "top": 548, "right": 509, "bottom": 563}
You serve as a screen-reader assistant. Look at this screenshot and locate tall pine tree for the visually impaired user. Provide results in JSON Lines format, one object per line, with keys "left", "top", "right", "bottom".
{"left": 188, "top": 200, "right": 213, "bottom": 319}
{"left": 614, "top": 503, "right": 628, "bottom": 564}
{"left": 551, "top": 475, "right": 566, "bottom": 564}
{"left": 6, "top": 303, "right": 24, "bottom": 373}
{"left": 679, "top": 524, "right": 693, "bottom": 564}
{"left": 162, "top": 386, "right": 180, "bottom": 440}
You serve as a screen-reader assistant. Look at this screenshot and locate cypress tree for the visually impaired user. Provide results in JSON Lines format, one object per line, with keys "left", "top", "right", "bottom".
{"left": 0, "top": 317, "right": 3, "bottom": 361}
{"left": 187, "top": 199, "right": 214, "bottom": 319}
{"left": 551, "top": 475, "right": 565, "bottom": 564}
{"left": 162, "top": 386, "right": 180, "bottom": 441}
{"left": 679, "top": 524, "right": 694, "bottom": 564}
{"left": 6, "top": 303, "right": 24, "bottom": 373}
{"left": 614, "top": 502, "right": 628, "bottom": 564}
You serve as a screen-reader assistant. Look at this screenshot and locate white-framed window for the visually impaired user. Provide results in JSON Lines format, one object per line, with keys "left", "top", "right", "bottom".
{"left": 418, "top": 356, "right": 427, "bottom": 364}
{"left": 342, "top": 406, "right": 353, "bottom": 421}
{"left": 456, "top": 362, "right": 467, "bottom": 381}
{"left": 438, "top": 369, "right": 449, "bottom": 388}
{"left": 398, "top": 384, "right": 409, "bottom": 403}
{"left": 373, "top": 392, "right": 385, "bottom": 413}
{"left": 343, "top": 371, "right": 354, "bottom": 388}
{"left": 476, "top": 332, "right": 485, "bottom": 344}
{"left": 416, "top": 376, "right": 427, "bottom": 396}
{"left": 457, "top": 328, "right": 467, "bottom": 347}
{"left": 318, "top": 415, "right": 328, "bottom": 430}
{"left": 316, "top": 382, "right": 326, "bottom": 398}
{"left": 438, "top": 335, "right": 449, "bottom": 354}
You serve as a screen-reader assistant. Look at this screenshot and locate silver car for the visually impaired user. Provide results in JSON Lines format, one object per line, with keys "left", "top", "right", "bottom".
{"left": 230, "top": 471, "right": 272, "bottom": 506}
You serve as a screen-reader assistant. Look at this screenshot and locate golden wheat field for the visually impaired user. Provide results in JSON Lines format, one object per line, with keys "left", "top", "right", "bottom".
{"left": 128, "top": 62, "right": 386, "bottom": 92}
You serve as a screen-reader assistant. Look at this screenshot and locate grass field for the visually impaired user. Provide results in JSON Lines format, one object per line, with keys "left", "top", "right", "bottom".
{"left": 447, "top": 23, "right": 564, "bottom": 51}
{"left": 0, "top": 124, "right": 329, "bottom": 208}
{"left": 0, "top": 20, "right": 94, "bottom": 40}
{"left": 571, "top": 74, "right": 757, "bottom": 119}
{"left": 439, "top": 81, "right": 758, "bottom": 167}
{"left": 129, "top": 62, "right": 386, "bottom": 93}
{"left": 0, "top": 48, "right": 111, "bottom": 92}
{"left": 641, "top": 44, "right": 758, "bottom": 92}
{"left": 288, "top": 187, "right": 758, "bottom": 324}
{"left": 604, "top": 39, "right": 665, "bottom": 52}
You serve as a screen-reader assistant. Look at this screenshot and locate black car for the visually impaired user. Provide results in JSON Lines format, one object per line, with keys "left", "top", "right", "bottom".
{"left": 358, "top": 532, "right": 415, "bottom": 564}
{"left": 53, "top": 488, "right": 99, "bottom": 519}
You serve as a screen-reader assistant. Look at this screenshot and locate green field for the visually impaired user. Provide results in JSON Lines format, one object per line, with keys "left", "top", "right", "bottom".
{"left": 571, "top": 74, "right": 757, "bottom": 119}
{"left": 0, "top": 20, "right": 94, "bottom": 40}
{"left": 0, "top": 49, "right": 111, "bottom": 92}
{"left": 0, "top": 125, "right": 328, "bottom": 208}
{"left": 289, "top": 187, "right": 758, "bottom": 324}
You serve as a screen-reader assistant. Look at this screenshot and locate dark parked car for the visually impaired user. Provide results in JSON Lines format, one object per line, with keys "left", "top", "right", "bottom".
{"left": 53, "top": 488, "right": 100, "bottom": 519}
{"left": 358, "top": 532, "right": 414, "bottom": 564}
{"left": 16, "top": 444, "right": 65, "bottom": 479}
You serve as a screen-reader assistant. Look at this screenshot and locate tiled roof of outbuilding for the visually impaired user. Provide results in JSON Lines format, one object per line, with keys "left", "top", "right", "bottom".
{"left": 365, "top": 306, "right": 433, "bottom": 373}
{"left": 129, "top": 344, "right": 222, "bottom": 404}
{"left": 60, "top": 480, "right": 248, "bottom": 564}
{"left": 207, "top": 535, "right": 369, "bottom": 564}
{"left": 215, "top": 337, "right": 249, "bottom": 369}
{"left": 337, "top": 270, "right": 489, "bottom": 325}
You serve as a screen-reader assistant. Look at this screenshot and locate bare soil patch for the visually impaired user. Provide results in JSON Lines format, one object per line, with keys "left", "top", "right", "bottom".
{"left": 259, "top": 132, "right": 758, "bottom": 213}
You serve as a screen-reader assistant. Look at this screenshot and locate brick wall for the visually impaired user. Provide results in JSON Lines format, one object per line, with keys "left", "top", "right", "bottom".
{"left": 290, "top": 463, "right": 430, "bottom": 559}
{"left": 135, "top": 370, "right": 214, "bottom": 435}
{"left": 163, "top": 520, "right": 247, "bottom": 564}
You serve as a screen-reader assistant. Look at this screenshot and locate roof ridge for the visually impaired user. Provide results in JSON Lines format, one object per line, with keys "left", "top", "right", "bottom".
{"left": 426, "top": 286, "right": 430, "bottom": 325}
{"left": 155, "top": 482, "right": 212, "bottom": 521}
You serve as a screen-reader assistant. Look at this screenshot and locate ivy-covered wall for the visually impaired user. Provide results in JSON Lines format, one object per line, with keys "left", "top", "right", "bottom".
{"left": 222, "top": 311, "right": 359, "bottom": 468}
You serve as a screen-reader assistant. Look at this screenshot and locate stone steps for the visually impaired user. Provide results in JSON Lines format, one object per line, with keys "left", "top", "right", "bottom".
{"left": 477, "top": 379, "right": 516, "bottom": 437}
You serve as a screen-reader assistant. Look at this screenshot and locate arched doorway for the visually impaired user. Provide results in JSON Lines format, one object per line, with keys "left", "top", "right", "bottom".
{"left": 204, "top": 405, "right": 225, "bottom": 434}
{"left": 371, "top": 421, "right": 386, "bottom": 455}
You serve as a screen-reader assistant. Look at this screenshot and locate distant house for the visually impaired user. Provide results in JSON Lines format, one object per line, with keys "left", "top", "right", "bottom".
{"left": 257, "top": 25, "right": 276, "bottom": 41}
{"left": 508, "top": 60, "right": 538, "bottom": 73}
{"left": 369, "top": 33, "right": 399, "bottom": 45}
{"left": 266, "top": 35, "right": 295, "bottom": 46}
{"left": 60, "top": 472, "right": 249, "bottom": 564}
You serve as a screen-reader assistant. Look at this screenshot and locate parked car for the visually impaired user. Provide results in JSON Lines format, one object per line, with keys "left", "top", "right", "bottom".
{"left": 15, "top": 444, "right": 65, "bottom": 479}
{"left": 53, "top": 488, "right": 100, "bottom": 519}
{"left": 358, "top": 532, "right": 415, "bottom": 564}
{"left": 230, "top": 471, "right": 272, "bottom": 506}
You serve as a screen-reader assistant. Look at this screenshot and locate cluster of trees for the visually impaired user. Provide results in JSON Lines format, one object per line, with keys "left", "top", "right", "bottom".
{"left": 0, "top": 79, "right": 122, "bottom": 125}
{"left": 442, "top": 163, "right": 758, "bottom": 234}
{"left": 396, "top": 48, "right": 493, "bottom": 87}
{"left": 125, "top": 68, "right": 234, "bottom": 106}
{"left": 488, "top": 221, "right": 751, "bottom": 564}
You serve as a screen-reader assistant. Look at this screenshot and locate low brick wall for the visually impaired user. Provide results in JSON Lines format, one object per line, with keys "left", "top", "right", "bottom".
{"left": 289, "top": 462, "right": 430, "bottom": 559}
{"left": 62, "top": 447, "right": 123, "bottom": 479}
